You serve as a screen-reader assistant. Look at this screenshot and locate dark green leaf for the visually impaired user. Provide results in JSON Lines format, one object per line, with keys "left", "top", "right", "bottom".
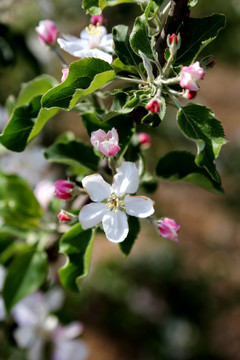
{"left": 44, "top": 136, "right": 99, "bottom": 171}
{"left": 119, "top": 216, "right": 140, "bottom": 256}
{"left": 175, "top": 14, "right": 226, "bottom": 66}
{"left": 59, "top": 224, "right": 94, "bottom": 292}
{"left": 141, "top": 112, "right": 161, "bottom": 127}
{"left": 156, "top": 151, "right": 223, "bottom": 193}
{"left": 177, "top": 104, "right": 226, "bottom": 182}
{"left": 83, "top": 0, "right": 139, "bottom": 14}
{"left": 42, "top": 58, "right": 115, "bottom": 110}
{"left": 113, "top": 25, "right": 141, "bottom": 66}
{"left": 0, "top": 172, "right": 42, "bottom": 228}
{"left": 3, "top": 248, "right": 47, "bottom": 311}
{"left": 130, "top": 14, "right": 154, "bottom": 60}
{"left": 112, "top": 59, "right": 138, "bottom": 75}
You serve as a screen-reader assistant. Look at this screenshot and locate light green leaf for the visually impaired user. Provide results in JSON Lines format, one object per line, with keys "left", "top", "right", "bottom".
{"left": 177, "top": 104, "right": 226, "bottom": 182}
{"left": 175, "top": 14, "right": 226, "bottom": 66}
{"left": 139, "top": 50, "right": 154, "bottom": 83}
{"left": 3, "top": 248, "right": 47, "bottom": 311}
{"left": 0, "top": 172, "right": 43, "bottom": 228}
{"left": 112, "top": 58, "right": 138, "bottom": 75}
{"left": 59, "top": 224, "right": 94, "bottom": 292}
{"left": 156, "top": 151, "right": 223, "bottom": 193}
{"left": 42, "top": 58, "right": 115, "bottom": 110}
{"left": 130, "top": 14, "right": 154, "bottom": 61}
{"left": 83, "top": 0, "right": 139, "bottom": 15}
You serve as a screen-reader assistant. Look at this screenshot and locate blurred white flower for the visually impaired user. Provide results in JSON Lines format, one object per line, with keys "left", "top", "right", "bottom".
{"left": 58, "top": 25, "right": 113, "bottom": 63}
{"left": 12, "top": 289, "right": 89, "bottom": 360}
{"left": 0, "top": 265, "right": 6, "bottom": 321}
{"left": 34, "top": 179, "right": 55, "bottom": 210}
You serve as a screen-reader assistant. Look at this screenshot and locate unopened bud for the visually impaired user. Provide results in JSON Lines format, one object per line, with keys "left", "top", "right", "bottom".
{"left": 90, "top": 14, "right": 106, "bottom": 26}
{"left": 58, "top": 210, "right": 71, "bottom": 222}
{"left": 167, "top": 33, "right": 181, "bottom": 54}
{"left": 35, "top": 20, "right": 58, "bottom": 45}
{"left": 187, "top": 90, "right": 197, "bottom": 99}
{"left": 55, "top": 180, "right": 74, "bottom": 200}
{"left": 158, "top": 217, "right": 180, "bottom": 242}
{"left": 138, "top": 133, "right": 152, "bottom": 149}
{"left": 61, "top": 68, "right": 69, "bottom": 82}
{"left": 147, "top": 99, "right": 161, "bottom": 114}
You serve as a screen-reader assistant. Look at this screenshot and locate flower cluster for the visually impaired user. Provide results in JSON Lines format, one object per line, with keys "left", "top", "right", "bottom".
{"left": 179, "top": 61, "right": 205, "bottom": 99}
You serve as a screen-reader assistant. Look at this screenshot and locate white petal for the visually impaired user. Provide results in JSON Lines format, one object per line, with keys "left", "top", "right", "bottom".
{"left": 125, "top": 194, "right": 155, "bottom": 218}
{"left": 45, "top": 288, "right": 64, "bottom": 313}
{"left": 28, "top": 338, "right": 44, "bottom": 360}
{"left": 54, "top": 322, "right": 84, "bottom": 342}
{"left": 53, "top": 340, "right": 89, "bottom": 360}
{"left": 82, "top": 174, "right": 111, "bottom": 201}
{"left": 79, "top": 202, "right": 106, "bottom": 229}
{"left": 112, "top": 162, "right": 139, "bottom": 196}
{"left": 72, "top": 48, "right": 112, "bottom": 63}
{"left": 0, "top": 265, "right": 6, "bottom": 291}
{"left": 0, "top": 298, "right": 6, "bottom": 321}
{"left": 100, "top": 34, "right": 114, "bottom": 53}
{"left": 57, "top": 38, "right": 87, "bottom": 56}
{"left": 14, "top": 326, "right": 37, "bottom": 348}
{"left": 102, "top": 211, "right": 128, "bottom": 242}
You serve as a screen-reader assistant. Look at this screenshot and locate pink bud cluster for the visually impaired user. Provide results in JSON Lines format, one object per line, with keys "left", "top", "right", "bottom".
{"left": 58, "top": 210, "right": 71, "bottom": 222}
{"left": 169, "top": 34, "right": 178, "bottom": 46}
{"left": 55, "top": 180, "right": 74, "bottom": 200}
{"left": 158, "top": 217, "right": 180, "bottom": 242}
{"left": 35, "top": 20, "right": 58, "bottom": 45}
{"left": 90, "top": 127, "right": 120, "bottom": 157}
{"left": 138, "top": 133, "right": 152, "bottom": 148}
{"left": 179, "top": 61, "right": 205, "bottom": 99}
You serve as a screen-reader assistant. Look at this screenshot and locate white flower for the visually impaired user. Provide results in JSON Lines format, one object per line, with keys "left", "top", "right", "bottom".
{"left": 57, "top": 25, "right": 113, "bottom": 64}
{"left": 12, "top": 290, "right": 89, "bottom": 360}
{"left": 79, "top": 162, "right": 155, "bottom": 243}
{"left": 0, "top": 265, "right": 6, "bottom": 321}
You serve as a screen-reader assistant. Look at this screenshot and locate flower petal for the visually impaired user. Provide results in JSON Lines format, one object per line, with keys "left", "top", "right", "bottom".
{"left": 72, "top": 48, "right": 112, "bottom": 63}
{"left": 53, "top": 340, "right": 89, "bottom": 360}
{"left": 112, "top": 162, "right": 139, "bottom": 196}
{"left": 57, "top": 38, "right": 87, "bottom": 56}
{"left": 82, "top": 174, "right": 111, "bottom": 201}
{"left": 124, "top": 194, "right": 154, "bottom": 218}
{"left": 102, "top": 211, "right": 128, "bottom": 242}
{"left": 79, "top": 202, "right": 106, "bottom": 229}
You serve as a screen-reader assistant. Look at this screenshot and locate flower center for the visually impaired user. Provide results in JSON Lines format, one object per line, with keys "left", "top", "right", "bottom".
{"left": 105, "top": 194, "right": 125, "bottom": 213}
{"left": 86, "top": 24, "right": 102, "bottom": 49}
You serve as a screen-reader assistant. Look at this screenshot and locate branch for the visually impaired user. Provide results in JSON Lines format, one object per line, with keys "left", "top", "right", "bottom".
{"left": 156, "top": 0, "right": 189, "bottom": 66}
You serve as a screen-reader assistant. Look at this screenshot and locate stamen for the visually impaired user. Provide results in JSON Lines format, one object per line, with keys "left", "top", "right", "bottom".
{"left": 105, "top": 194, "right": 126, "bottom": 212}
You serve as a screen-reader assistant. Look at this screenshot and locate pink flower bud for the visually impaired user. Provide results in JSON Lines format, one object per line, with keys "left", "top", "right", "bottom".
{"left": 205, "top": 59, "right": 215, "bottom": 68}
{"left": 55, "top": 180, "right": 74, "bottom": 200}
{"left": 90, "top": 14, "right": 106, "bottom": 26}
{"left": 147, "top": 100, "right": 161, "bottom": 114}
{"left": 179, "top": 61, "right": 205, "bottom": 92}
{"left": 138, "top": 133, "right": 152, "bottom": 148}
{"left": 169, "top": 34, "right": 178, "bottom": 45}
{"left": 90, "top": 127, "right": 120, "bottom": 157}
{"left": 58, "top": 210, "right": 71, "bottom": 222}
{"left": 61, "top": 68, "right": 69, "bottom": 82}
{"left": 158, "top": 217, "right": 180, "bottom": 242}
{"left": 35, "top": 20, "right": 58, "bottom": 45}
{"left": 187, "top": 90, "right": 197, "bottom": 100}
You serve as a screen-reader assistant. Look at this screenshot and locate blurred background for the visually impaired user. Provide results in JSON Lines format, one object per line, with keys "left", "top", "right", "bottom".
{"left": 0, "top": 0, "right": 240, "bottom": 359}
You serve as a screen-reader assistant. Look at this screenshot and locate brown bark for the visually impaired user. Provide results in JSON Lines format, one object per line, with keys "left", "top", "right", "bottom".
{"left": 155, "top": 0, "right": 189, "bottom": 66}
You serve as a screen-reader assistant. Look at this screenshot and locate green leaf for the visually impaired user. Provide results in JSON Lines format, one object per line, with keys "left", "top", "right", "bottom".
{"left": 82, "top": 0, "right": 139, "bottom": 15}
{"left": 42, "top": 58, "right": 115, "bottom": 110}
{"left": 82, "top": 112, "right": 135, "bottom": 157}
{"left": 112, "top": 58, "right": 138, "bottom": 75}
{"left": 156, "top": 151, "right": 223, "bottom": 193}
{"left": 59, "top": 224, "right": 94, "bottom": 292}
{"left": 0, "top": 172, "right": 42, "bottom": 228}
{"left": 119, "top": 216, "right": 140, "bottom": 256}
{"left": 141, "top": 112, "right": 161, "bottom": 127}
{"left": 188, "top": 0, "right": 198, "bottom": 6}
{"left": 130, "top": 14, "right": 154, "bottom": 60}
{"left": 175, "top": 14, "right": 226, "bottom": 66}
{"left": 44, "top": 135, "right": 99, "bottom": 171}
{"left": 3, "top": 248, "right": 47, "bottom": 311}
{"left": 139, "top": 50, "right": 154, "bottom": 83}
{"left": 177, "top": 104, "right": 226, "bottom": 182}
{"left": 112, "top": 25, "right": 141, "bottom": 66}
{"left": 0, "top": 75, "right": 58, "bottom": 152}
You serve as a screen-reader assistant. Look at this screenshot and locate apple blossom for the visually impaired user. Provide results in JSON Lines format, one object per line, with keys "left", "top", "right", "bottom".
{"left": 90, "top": 127, "right": 120, "bottom": 157}
{"left": 90, "top": 14, "right": 106, "bottom": 26}
{"left": 34, "top": 180, "right": 55, "bottom": 210}
{"left": 147, "top": 99, "right": 161, "bottom": 113}
{"left": 61, "top": 68, "right": 69, "bottom": 82}
{"left": 35, "top": 20, "right": 58, "bottom": 45}
{"left": 57, "top": 24, "right": 113, "bottom": 64}
{"left": 158, "top": 217, "right": 180, "bottom": 242}
{"left": 179, "top": 61, "right": 205, "bottom": 92}
{"left": 79, "top": 161, "right": 155, "bottom": 243}
{"left": 55, "top": 180, "right": 74, "bottom": 200}
{"left": 12, "top": 290, "right": 89, "bottom": 360}
{"left": 169, "top": 33, "right": 178, "bottom": 45}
